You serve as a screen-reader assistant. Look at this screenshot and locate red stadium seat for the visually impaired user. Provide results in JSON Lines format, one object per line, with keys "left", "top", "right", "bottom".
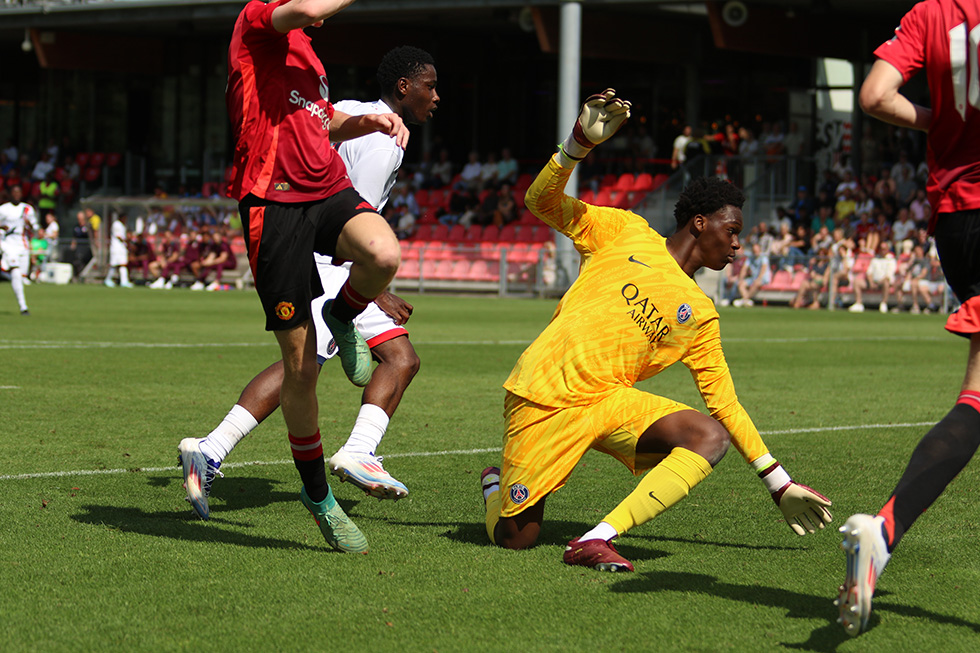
{"left": 75, "top": 152, "right": 90, "bottom": 167}
{"left": 105, "top": 152, "right": 122, "bottom": 168}
{"left": 498, "top": 224, "right": 518, "bottom": 242}
{"left": 420, "top": 259, "right": 439, "bottom": 280}
{"left": 767, "top": 270, "right": 795, "bottom": 291}
{"left": 399, "top": 241, "right": 421, "bottom": 260}
{"left": 432, "top": 259, "right": 455, "bottom": 280}
{"left": 533, "top": 225, "right": 554, "bottom": 242}
{"left": 632, "top": 172, "right": 654, "bottom": 191}
{"left": 447, "top": 224, "right": 466, "bottom": 242}
{"left": 594, "top": 189, "right": 615, "bottom": 206}
{"left": 431, "top": 224, "right": 450, "bottom": 241}
{"left": 599, "top": 173, "right": 617, "bottom": 189}
{"left": 413, "top": 224, "right": 435, "bottom": 241}
{"left": 450, "top": 259, "right": 472, "bottom": 279}
{"left": 83, "top": 167, "right": 101, "bottom": 183}
{"left": 414, "top": 189, "right": 430, "bottom": 208}
{"left": 578, "top": 188, "right": 595, "bottom": 204}
{"left": 514, "top": 173, "right": 533, "bottom": 192}
{"left": 464, "top": 224, "right": 484, "bottom": 242}
{"left": 482, "top": 224, "right": 500, "bottom": 241}
{"left": 396, "top": 259, "right": 420, "bottom": 279}
{"left": 613, "top": 173, "right": 634, "bottom": 191}
{"left": 651, "top": 173, "right": 669, "bottom": 190}
{"left": 88, "top": 152, "right": 105, "bottom": 168}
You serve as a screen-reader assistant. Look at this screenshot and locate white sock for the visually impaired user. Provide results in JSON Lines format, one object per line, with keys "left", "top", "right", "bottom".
{"left": 106, "top": 267, "right": 116, "bottom": 282}
{"left": 199, "top": 404, "right": 259, "bottom": 464}
{"left": 579, "top": 521, "right": 619, "bottom": 543}
{"left": 10, "top": 268, "right": 27, "bottom": 311}
{"left": 120, "top": 266, "right": 130, "bottom": 284}
{"left": 342, "top": 404, "right": 389, "bottom": 456}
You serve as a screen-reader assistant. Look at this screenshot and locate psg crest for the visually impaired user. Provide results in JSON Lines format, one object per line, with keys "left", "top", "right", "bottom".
{"left": 677, "top": 303, "right": 692, "bottom": 324}
{"left": 509, "top": 483, "right": 529, "bottom": 504}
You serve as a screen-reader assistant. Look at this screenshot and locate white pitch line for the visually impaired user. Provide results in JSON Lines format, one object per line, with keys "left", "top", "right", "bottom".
{"left": 0, "top": 335, "right": 952, "bottom": 350}
{"left": 0, "top": 424, "right": 935, "bottom": 482}
{"left": 0, "top": 385, "right": 20, "bottom": 389}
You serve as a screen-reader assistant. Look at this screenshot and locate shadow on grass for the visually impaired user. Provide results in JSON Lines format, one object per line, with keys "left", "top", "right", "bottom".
{"left": 636, "top": 533, "right": 804, "bottom": 552}
{"left": 610, "top": 571, "right": 980, "bottom": 651}
{"left": 69, "top": 475, "right": 368, "bottom": 552}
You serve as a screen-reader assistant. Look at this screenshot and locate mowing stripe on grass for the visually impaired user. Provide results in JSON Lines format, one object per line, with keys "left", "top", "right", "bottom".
{"left": 0, "top": 423, "right": 934, "bottom": 482}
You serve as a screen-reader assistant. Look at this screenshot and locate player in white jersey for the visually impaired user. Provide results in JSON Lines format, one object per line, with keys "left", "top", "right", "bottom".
{"left": 104, "top": 214, "right": 133, "bottom": 288}
{"left": 179, "top": 46, "right": 439, "bottom": 521}
{"left": 0, "top": 184, "right": 38, "bottom": 315}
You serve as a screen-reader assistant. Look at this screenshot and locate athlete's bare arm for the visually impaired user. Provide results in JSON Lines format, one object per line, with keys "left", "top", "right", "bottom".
{"left": 859, "top": 59, "right": 932, "bottom": 132}
{"left": 271, "top": 0, "right": 357, "bottom": 33}
{"left": 330, "top": 111, "right": 410, "bottom": 149}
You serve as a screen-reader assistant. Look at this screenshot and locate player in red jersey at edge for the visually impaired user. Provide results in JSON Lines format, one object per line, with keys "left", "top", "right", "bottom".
{"left": 836, "top": 0, "right": 980, "bottom": 635}
{"left": 184, "top": 0, "right": 409, "bottom": 554}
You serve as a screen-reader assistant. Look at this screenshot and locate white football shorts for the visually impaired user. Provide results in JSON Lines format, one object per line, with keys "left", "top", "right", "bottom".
{"left": 0, "top": 234, "right": 27, "bottom": 271}
{"left": 311, "top": 255, "right": 408, "bottom": 363}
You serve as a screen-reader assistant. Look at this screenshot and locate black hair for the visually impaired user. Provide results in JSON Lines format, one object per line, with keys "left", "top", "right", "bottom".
{"left": 673, "top": 176, "right": 745, "bottom": 228}
{"left": 376, "top": 46, "right": 435, "bottom": 96}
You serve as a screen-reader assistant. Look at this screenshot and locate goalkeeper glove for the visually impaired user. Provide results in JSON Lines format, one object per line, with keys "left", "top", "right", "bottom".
{"left": 752, "top": 454, "right": 833, "bottom": 536}
{"left": 558, "top": 88, "right": 631, "bottom": 167}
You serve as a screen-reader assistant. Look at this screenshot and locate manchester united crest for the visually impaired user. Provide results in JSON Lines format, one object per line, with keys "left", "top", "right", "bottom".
{"left": 275, "top": 301, "right": 295, "bottom": 321}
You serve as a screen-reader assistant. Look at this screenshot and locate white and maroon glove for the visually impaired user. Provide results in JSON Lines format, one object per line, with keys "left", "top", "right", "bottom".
{"left": 753, "top": 454, "right": 833, "bottom": 536}
{"left": 557, "top": 88, "right": 631, "bottom": 166}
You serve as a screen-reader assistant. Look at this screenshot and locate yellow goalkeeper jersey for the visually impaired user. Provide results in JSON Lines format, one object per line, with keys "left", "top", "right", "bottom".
{"left": 504, "top": 155, "right": 768, "bottom": 463}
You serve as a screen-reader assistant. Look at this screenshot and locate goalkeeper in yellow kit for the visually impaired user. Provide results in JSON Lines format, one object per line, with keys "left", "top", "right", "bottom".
{"left": 481, "top": 90, "right": 834, "bottom": 571}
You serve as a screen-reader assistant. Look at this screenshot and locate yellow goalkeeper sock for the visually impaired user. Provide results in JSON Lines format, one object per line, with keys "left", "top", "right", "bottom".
{"left": 603, "top": 447, "right": 713, "bottom": 535}
{"left": 485, "top": 490, "right": 501, "bottom": 544}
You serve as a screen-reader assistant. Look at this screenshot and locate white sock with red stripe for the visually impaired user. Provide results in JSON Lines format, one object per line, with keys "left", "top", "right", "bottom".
{"left": 342, "top": 404, "right": 389, "bottom": 456}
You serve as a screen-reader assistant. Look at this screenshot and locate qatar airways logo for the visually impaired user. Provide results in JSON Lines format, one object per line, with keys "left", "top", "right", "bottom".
{"left": 289, "top": 75, "right": 330, "bottom": 130}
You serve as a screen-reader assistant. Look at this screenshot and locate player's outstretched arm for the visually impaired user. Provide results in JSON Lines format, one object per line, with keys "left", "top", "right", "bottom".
{"left": 272, "top": 0, "right": 358, "bottom": 32}
{"left": 556, "top": 88, "right": 631, "bottom": 167}
{"left": 752, "top": 453, "right": 833, "bottom": 536}
{"left": 330, "top": 111, "right": 410, "bottom": 149}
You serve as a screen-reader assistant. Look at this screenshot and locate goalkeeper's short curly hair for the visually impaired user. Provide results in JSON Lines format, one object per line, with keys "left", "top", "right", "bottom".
{"left": 673, "top": 177, "right": 745, "bottom": 229}
{"left": 377, "top": 46, "right": 435, "bottom": 95}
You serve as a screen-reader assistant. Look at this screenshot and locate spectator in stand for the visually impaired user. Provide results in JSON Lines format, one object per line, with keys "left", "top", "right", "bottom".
{"left": 30, "top": 153, "right": 54, "bottom": 182}
{"left": 763, "top": 122, "right": 785, "bottom": 157}
{"left": 850, "top": 241, "right": 898, "bottom": 313}
{"left": 770, "top": 222, "right": 794, "bottom": 263}
{"left": 428, "top": 148, "right": 453, "bottom": 188}
{"left": 748, "top": 220, "right": 775, "bottom": 255}
{"left": 783, "top": 121, "right": 806, "bottom": 157}
{"left": 787, "top": 186, "right": 814, "bottom": 225}
{"left": 790, "top": 247, "right": 831, "bottom": 310}
{"left": 890, "top": 150, "right": 915, "bottom": 182}
{"left": 197, "top": 229, "right": 238, "bottom": 291}
{"left": 496, "top": 147, "right": 519, "bottom": 187}
{"left": 670, "top": 124, "right": 692, "bottom": 169}
{"left": 831, "top": 231, "right": 857, "bottom": 305}
{"left": 854, "top": 187, "right": 875, "bottom": 218}
{"left": 458, "top": 151, "right": 483, "bottom": 191}
{"left": 835, "top": 187, "right": 858, "bottom": 225}
{"left": 683, "top": 128, "right": 711, "bottom": 163}
{"left": 2, "top": 138, "right": 17, "bottom": 163}
{"left": 69, "top": 209, "right": 91, "bottom": 280}
{"left": 733, "top": 241, "right": 772, "bottom": 307}
{"left": 866, "top": 211, "right": 893, "bottom": 255}
{"left": 812, "top": 224, "right": 834, "bottom": 252}
{"left": 914, "top": 251, "right": 946, "bottom": 314}
{"left": 84, "top": 207, "right": 102, "bottom": 260}
{"left": 892, "top": 208, "right": 917, "bottom": 246}
{"left": 836, "top": 169, "right": 859, "bottom": 199}
{"left": 480, "top": 151, "right": 499, "bottom": 190}
{"left": 147, "top": 230, "right": 182, "bottom": 289}
{"left": 29, "top": 227, "right": 48, "bottom": 282}
{"left": 37, "top": 170, "right": 59, "bottom": 216}
{"left": 812, "top": 204, "right": 836, "bottom": 234}
{"left": 490, "top": 183, "right": 517, "bottom": 227}
{"left": 63, "top": 154, "right": 80, "bottom": 182}
{"left": 909, "top": 188, "right": 929, "bottom": 224}
{"left": 127, "top": 231, "right": 155, "bottom": 283}
{"left": 43, "top": 212, "right": 59, "bottom": 262}
{"left": 894, "top": 166, "right": 918, "bottom": 207}
{"left": 0, "top": 152, "right": 13, "bottom": 177}
{"left": 176, "top": 230, "right": 207, "bottom": 289}
{"left": 721, "top": 123, "right": 740, "bottom": 156}
{"left": 737, "top": 127, "right": 760, "bottom": 157}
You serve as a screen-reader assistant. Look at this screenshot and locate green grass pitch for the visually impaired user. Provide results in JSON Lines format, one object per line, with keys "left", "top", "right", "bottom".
{"left": 1, "top": 284, "right": 978, "bottom": 651}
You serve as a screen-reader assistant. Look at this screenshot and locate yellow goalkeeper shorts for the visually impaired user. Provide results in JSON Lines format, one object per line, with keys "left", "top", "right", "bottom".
{"left": 498, "top": 389, "right": 693, "bottom": 517}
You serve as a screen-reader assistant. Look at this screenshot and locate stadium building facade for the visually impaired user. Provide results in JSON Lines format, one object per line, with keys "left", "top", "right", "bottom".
{"left": 0, "top": 0, "right": 918, "bottom": 196}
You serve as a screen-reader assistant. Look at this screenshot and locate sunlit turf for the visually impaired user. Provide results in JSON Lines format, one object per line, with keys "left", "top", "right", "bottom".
{"left": 1, "top": 284, "right": 977, "bottom": 651}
